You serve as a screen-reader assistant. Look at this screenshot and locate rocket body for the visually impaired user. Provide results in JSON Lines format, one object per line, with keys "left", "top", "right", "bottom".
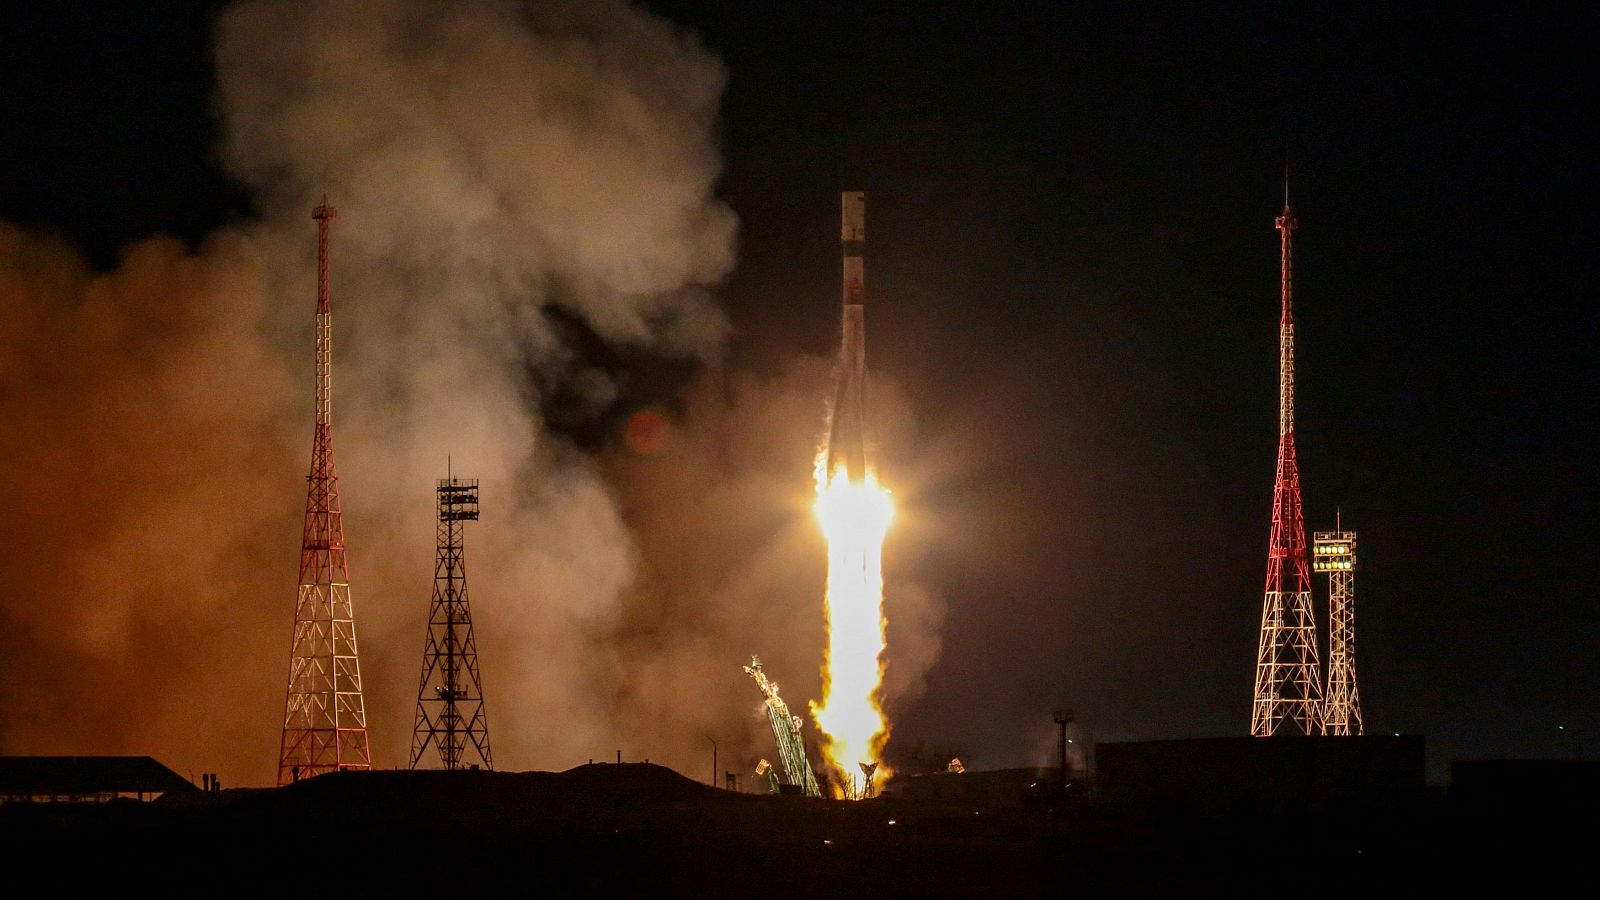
{"left": 826, "top": 191, "right": 872, "bottom": 482}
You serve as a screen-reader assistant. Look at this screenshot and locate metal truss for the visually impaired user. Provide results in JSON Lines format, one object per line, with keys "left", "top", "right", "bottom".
{"left": 279, "top": 203, "right": 371, "bottom": 784}
{"left": 1315, "top": 528, "right": 1363, "bottom": 735}
{"left": 410, "top": 477, "right": 493, "bottom": 770}
{"left": 1252, "top": 195, "right": 1325, "bottom": 736}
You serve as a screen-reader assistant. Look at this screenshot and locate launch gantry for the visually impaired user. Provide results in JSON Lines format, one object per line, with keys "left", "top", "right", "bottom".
{"left": 743, "top": 656, "right": 822, "bottom": 797}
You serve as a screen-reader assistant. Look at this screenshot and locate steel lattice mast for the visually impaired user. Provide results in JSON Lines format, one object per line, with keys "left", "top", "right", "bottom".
{"left": 743, "top": 656, "right": 822, "bottom": 797}
{"left": 1314, "top": 522, "right": 1363, "bottom": 735}
{"left": 410, "top": 475, "right": 493, "bottom": 770}
{"left": 1250, "top": 187, "right": 1325, "bottom": 736}
{"left": 278, "top": 202, "right": 372, "bottom": 784}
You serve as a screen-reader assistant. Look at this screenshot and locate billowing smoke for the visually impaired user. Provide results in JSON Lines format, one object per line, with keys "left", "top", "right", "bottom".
{"left": 0, "top": 227, "right": 301, "bottom": 773}
{"left": 0, "top": 0, "right": 737, "bottom": 785}
{"left": 212, "top": 0, "right": 737, "bottom": 779}
{"left": 0, "top": 0, "right": 948, "bottom": 788}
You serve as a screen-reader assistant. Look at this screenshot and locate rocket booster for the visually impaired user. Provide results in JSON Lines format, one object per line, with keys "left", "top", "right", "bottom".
{"left": 825, "top": 191, "right": 872, "bottom": 482}
{"left": 842, "top": 191, "right": 865, "bottom": 307}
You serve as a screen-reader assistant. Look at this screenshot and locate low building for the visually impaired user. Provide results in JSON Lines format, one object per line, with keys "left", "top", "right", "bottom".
{"left": 0, "top": 756, "right": 197, "bottom": 803}
{"left": 1094, "top": 735, "right": 1425, "bottom": 814}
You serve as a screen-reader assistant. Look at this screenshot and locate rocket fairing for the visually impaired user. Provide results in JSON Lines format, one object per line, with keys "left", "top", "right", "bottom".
{"left": 826, "top": 191, "right": 873, "bottom": 483}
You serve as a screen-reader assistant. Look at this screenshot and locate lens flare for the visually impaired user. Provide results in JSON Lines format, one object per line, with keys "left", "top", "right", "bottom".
{"left": 809, "top": 459, "right": 893, "bottom": 798}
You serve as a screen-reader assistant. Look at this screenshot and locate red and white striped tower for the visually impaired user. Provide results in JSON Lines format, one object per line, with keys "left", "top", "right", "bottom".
{"left": 1250, "top": 186, "right": 1325, "bottom": 736}
{"left": 278, "top": 201, "right": 373, "bottom": 784}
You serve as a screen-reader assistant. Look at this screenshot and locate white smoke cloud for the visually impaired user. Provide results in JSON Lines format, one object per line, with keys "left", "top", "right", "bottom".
{"left": 210, "top": 0, "right": 739, "bottom": 774}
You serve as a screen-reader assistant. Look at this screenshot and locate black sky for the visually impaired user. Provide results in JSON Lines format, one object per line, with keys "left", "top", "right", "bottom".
{"left": 1, "top": 2, "right": 1594, "bottom": 776}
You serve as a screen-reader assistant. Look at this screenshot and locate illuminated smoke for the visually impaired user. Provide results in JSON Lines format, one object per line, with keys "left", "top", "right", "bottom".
{"left": 0, "top": 0, "right": 735, "bottom": 784}
{"left": 218, "top": 0, "right": 738, "bottom": 778}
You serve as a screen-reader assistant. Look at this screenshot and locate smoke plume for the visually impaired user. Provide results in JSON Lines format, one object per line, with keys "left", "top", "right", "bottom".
{"left": 0, "top": 0, "right": 738, "bottom": 785}
{"left": 0, "top": 0, "right": 948, "bottom": 787}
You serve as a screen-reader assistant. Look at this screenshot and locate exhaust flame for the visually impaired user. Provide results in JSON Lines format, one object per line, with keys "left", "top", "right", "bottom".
{"left": 810, "top": 459, "right": 894, "bottom": 798}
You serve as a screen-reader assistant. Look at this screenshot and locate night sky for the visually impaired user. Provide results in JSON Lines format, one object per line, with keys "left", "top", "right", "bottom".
{"left": 1, "top": 2, "right": 1594, "bottom": 780}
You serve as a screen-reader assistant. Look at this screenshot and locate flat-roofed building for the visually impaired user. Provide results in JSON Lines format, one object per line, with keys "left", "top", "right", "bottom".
{"left": 0, "top": 756, "right": 197, "bottom": 803}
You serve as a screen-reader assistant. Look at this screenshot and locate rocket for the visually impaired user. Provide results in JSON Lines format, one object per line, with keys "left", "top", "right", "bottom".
{"left": 825, "top": 191, "right": 873, "bottom": 482}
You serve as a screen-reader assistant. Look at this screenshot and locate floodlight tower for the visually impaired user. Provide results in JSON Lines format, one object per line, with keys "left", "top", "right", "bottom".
{"left": 410, "top": 475, "right": 493, "bottom": 770}
{"left": 1250, "top": 186, "right": 1325, "bottom": 736}
{"left": 278, "top": 202, "right": 373, "bottom": 784}
{"left": 1314, "top": 523, "right": 1363, "bottom": 735}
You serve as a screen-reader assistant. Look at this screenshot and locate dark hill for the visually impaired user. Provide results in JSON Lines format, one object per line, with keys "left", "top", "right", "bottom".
{"left": 266, "top": 762, "right": 723, "bottom": 810}
{"left": 0, "top": 761, "right": 1585, "bottom": 894}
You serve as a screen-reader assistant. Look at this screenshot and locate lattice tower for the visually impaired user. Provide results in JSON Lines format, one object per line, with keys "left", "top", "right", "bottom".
{"left": 278, "top": 202, "right": 372, "bottom": 784}
{"left": 410, "top": 476, "right": 493, "bottom": 770}
{"left": 1314, "top": 525, "right": 1363, "bottom": 735}
{"left": 1251, "top": 188, "right": 1325, "bottom": 736}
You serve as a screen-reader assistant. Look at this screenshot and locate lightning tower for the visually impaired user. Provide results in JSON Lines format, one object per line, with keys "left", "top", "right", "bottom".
{"left": 1250, "top": 186, "right": 1325, "bottom": 736}
{"left": 1314, "top": 521, "right": 1363, "bottom": 735}
{"left": 410, "top": 474, "right": 493, "bottom": 770}
{"left": 278, "top": 202, "right": 373, "bottom": 784}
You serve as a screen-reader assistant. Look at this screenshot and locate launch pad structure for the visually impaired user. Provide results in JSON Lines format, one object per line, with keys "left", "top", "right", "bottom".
{"left": 743, "top": 657, "right": 822, "bottom": 797}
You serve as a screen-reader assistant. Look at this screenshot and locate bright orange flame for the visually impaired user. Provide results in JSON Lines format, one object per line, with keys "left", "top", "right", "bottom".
{"left": 809, "top": 461, "right": 893, "bottom": 798}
